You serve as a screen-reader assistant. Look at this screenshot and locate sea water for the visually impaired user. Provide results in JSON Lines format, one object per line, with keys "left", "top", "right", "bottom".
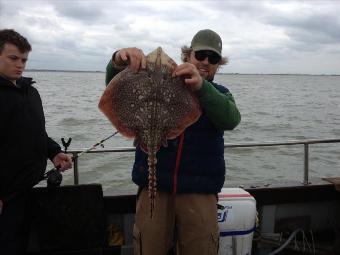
{"left": 25, "top": 71, "right": 340, "bottom": 192}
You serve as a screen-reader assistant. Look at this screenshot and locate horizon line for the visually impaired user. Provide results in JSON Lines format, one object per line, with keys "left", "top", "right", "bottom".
{"left": 25, "top": 69, "right": 340, "bottom": 76}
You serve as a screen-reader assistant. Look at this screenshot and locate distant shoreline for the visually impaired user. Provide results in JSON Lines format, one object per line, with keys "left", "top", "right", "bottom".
{"left": 25, "top": 69, "right": 105, "bottom": 73}
{"left": 25, "top": 69, "right": 339, "bottom": 76}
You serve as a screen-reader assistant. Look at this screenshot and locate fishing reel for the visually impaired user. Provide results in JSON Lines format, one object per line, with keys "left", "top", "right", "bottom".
{"left": 44, "top": 137, "right": 72, "bottom": 187}
{"left": 47, "top": 168, "right": 63, "bottom": 187}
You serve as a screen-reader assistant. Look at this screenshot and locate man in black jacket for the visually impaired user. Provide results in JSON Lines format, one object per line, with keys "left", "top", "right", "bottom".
{"left": 0, "top": 29, "right": 73, "bottom": 255}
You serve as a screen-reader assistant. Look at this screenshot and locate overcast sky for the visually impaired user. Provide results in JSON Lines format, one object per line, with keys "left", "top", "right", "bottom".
{"left": 1, "top": 0, "right": 339, "bottom": 74}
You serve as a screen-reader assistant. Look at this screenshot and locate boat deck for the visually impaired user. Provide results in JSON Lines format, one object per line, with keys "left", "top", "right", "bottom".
{"left": 24, "top": 178, "right": 340, "bottom": 255}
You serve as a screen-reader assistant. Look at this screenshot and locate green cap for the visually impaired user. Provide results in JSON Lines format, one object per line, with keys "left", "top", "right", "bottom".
{"left": 190, "top": 29, "right": 222, "bottom": 57}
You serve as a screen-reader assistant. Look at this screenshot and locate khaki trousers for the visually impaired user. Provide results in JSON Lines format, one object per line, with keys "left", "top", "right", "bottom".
{"left": 133, "top": 189, "right": 219, "bottom": 255}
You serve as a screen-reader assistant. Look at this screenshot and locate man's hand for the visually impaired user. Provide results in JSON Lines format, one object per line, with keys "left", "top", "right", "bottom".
{"left": 52, "top": 152, "right": 73, "bottom": 172}
{"left": 173, "top": 63, "right": 203, "bottom": 91}
{"left": 114, "top": 47, "right": 146, "bottom": 73}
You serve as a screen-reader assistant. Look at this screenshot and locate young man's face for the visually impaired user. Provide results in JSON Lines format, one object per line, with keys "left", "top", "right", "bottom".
{"left": 0, "top": 43, "right": 29, "bottom": 84}
{"left": 189, "top": 50, "right": 219, "bottom": 81}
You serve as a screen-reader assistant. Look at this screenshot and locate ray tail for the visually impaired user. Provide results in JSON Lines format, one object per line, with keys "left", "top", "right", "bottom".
{"left": 147, "top": 150, "right": 157, "bottom": 218}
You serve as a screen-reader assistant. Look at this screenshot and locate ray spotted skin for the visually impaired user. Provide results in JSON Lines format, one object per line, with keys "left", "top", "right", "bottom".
{"left": 99, "top": 47, "right": 201, "bottom": 217}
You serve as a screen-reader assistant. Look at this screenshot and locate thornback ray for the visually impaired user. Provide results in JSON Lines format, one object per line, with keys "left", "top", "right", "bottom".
{"left": 98, "top": 47, "right": 201, "bottom": 217}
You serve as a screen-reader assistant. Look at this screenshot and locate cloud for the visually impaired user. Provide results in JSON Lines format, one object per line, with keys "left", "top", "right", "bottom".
{"left": 50, "top": 0, "right": 105, "bottom": 23}
{"left": 1, "top": 0, "right": 340, "bottom": 74}
{"left": 266, "top": 12, "right": 340, "bottom": 49}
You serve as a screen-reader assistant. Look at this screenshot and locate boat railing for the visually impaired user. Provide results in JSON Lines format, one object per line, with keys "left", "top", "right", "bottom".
{"left": 67, "top": 138, "right": 340, "bottom": 186}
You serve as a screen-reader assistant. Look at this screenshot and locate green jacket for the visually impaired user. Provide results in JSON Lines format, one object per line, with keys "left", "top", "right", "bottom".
{"left": 105, "top": 58, "right": 241, "bottom": 193}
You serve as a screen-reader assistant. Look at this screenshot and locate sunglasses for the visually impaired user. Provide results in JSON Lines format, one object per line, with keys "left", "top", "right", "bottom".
{"left": 194, "top": 50, "right": 221, "bottom": 65}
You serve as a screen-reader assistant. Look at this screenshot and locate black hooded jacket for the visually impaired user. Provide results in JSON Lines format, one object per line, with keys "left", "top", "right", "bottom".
{"left": 0, "top": 76, "right": 61, "bottom": 199}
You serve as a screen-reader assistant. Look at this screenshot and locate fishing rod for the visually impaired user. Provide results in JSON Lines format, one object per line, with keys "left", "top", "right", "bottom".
{"left": 43, "top": 131, "right": 119, "bottom": 187}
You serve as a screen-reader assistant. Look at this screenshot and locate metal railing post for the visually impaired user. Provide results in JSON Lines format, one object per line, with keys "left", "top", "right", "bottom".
{"left": 303, "top": 143, "right": 309, "bottom": 185}
{"left": 72, "top": 152, "right": 79, "bottom": 185}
